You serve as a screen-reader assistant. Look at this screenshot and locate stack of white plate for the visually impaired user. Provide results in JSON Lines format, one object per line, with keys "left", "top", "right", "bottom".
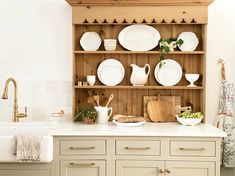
{"left": 80, "top": 32, "right": 101, "bottom": 51}
{"left": 177, "top": 32, "right": 199, "bottom": 51}
{"left": 97, "top": 59, "right": 125, "bottom": 86}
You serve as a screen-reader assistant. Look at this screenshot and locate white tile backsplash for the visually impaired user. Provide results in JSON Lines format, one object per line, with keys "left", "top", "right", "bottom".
{"left": 0, "top": 80, "right": 72, "bottom": 121}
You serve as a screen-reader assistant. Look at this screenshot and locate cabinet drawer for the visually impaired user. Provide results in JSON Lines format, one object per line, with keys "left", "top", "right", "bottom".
{"left": 116, "top": 140, "right": 160, "bottom": 156}
{"left": 60, "top": 140, "right": 106, "bottom": 155}
{"left": 61, "top": 160, "right": 105, "bottom": 176}
{"left": 170, "top": 140, "right": 216, "bottom": 157}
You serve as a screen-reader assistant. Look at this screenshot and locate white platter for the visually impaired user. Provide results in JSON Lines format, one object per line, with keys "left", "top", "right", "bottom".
{"left": 97, "top": 59, "right": 125, "bottom": 86}
{"left": 118, "top": 24, "right": 161, "bottom": 51}
{"left": 112, "top": 120, "right": 146, "bottom": 127}
{"left": 154, "top": 59, "right": 182, "bottom": 86}
{"left": 80, "top": 32, "right": 101, "bottom": 51}
{"left": 177, "top": 32, "right": 199, "bottom": 51}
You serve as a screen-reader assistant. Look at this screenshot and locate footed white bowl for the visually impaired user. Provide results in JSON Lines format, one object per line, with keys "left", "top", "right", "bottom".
{"left": 176, "top": 115, "right": 203, "bottom": 126}
{"left": 185, "top": 74, "right": 200, "bottom": 87}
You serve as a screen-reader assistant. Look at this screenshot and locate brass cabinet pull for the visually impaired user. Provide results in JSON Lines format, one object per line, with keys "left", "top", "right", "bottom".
{"left": 124, "top": 147, "right": 151, "bottom": 150}
{"left": 166, "top": 169, "right": 171, "bottom": 174}
{"left": 179, "top": 147, "right": 205, "bottom": 151}
{"left": 69, "top": 162, "right": 96, "bottom": 167}
{"left": 69, "top": 146, "right": 95, "bottom": 150}
{"left": 159, "top": 169, "right": 165, "bottom": 173}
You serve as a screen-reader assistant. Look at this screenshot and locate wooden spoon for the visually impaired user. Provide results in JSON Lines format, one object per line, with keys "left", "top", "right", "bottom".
{"left": 87, "top": 91, "right": 96, "bottom": 105}
{"left": 93, "top": 95, "right": 100, "bottom": 106}
{"left": 106, "top": 94, "right": 114, "bottom": 107}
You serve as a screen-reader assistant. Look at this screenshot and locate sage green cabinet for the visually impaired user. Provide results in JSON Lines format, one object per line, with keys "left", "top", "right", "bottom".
{"left": 166, "top": 161, "right": 215, "bottom": 176}
{"left": 116, "top": 160, "right": 164, "bottom": 176}
{"left": 60, "top": 160, "right": 105, "bottom": 176}
{"left": 0, "top": 169, "right": 51, "bottom": 176}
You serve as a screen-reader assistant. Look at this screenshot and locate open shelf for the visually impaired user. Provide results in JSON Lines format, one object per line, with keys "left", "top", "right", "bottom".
{"left": 74, "top": 51, "right": 205, "bottom": 55}
{"left": 71, "top": 4, "right": 207, "bottom": 119}
{"left": 74, "top": 85, "right": 204, "bottom": 90}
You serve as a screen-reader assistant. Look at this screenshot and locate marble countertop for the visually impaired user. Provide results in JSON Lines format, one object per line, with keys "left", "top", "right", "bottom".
{"left": 48, "top": 122, "right": 227, "bottom": 137}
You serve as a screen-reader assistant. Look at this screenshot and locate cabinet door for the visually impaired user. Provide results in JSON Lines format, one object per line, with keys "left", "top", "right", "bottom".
{"left": 0, "top": 170, "right": 50, "bottom": 176}
{"left": 166, "top": 161, "right": 215, "bottom": 176}
{"left": 61, "top": 160, "right": 105, "bottom": 176}
{"left": 116, "top": 160, "right": 165, "bottom": 176}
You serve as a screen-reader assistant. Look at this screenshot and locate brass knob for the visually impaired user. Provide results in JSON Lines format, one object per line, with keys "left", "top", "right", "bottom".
{"left": 159, "top": 169, "right": 165, "bottom": 173}
{"left": 166, "top": 169, "right": 171, "bottom": 174}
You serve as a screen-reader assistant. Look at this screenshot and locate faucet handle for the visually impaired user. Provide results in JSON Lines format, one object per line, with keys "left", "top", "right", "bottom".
{"left": 24, "top": 106, "right": 27, "bottom": 117}
{"left": 16, "top": 106, "right": 27, "bottom": 119}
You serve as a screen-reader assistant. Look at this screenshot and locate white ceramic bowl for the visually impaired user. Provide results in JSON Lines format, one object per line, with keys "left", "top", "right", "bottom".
{"left": 185, "top": 74, "right": 200, "bottom": 87}
{"left": 86, "top": 75, "right": 96, "bottom": 86}
{"left": 104, "top": 39, "right": 117, "bottom": 46}
{"left": 176, "top": 115, "right": 203, "bottom": 126}
{"left": 104, "top": 45, "right": 117, "bottom": 51}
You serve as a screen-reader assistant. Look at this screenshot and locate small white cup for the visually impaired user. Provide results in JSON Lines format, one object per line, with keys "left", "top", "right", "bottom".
{"left": 86, "top": 75, "right": 96, "bottom": 86}
{"left": 104, "top": 39, "right": 117, "bottom": 46}
{"left": 104, "top": 39, "right": 117, "bottom": 51}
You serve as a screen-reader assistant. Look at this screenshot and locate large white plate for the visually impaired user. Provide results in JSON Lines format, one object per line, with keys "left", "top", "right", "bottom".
{"left": 154, "top": 59, "right": 182, "bottom": 86}
{"left": 118, "top": 24, "right": 161, "bottom": 51}
{"left": 177, "top": 32, "right": 199, "bottom": 51}
{"left": 80, "top": 32, "right": 101, "bottom": 51}
{"left": 97, "top": 59, "right": 125, "bottom": 86}
{"left": 112, "top": 120, "right": 146, "bottom": 127}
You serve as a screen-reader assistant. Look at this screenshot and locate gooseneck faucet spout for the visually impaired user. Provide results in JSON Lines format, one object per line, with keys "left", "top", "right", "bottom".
{"left": 1, "top": 78, "right": 27, "bottom": 122}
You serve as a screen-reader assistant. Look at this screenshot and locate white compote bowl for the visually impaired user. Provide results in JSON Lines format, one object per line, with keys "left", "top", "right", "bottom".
{"left": 185, "top": 74, "right": 200, "bottom": 87}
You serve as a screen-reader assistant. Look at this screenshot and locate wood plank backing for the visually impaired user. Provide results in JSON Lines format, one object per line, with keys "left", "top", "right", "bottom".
{"left": 72, "top": 6, "right": 209, "bottom": 24}
{"left": 73, "top": 22, "right": 206, "bottom": 119}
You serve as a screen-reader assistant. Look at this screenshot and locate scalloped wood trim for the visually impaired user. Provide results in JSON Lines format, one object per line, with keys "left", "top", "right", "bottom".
{"left": 72, "top": 6, "right": 208, "bottom": 24}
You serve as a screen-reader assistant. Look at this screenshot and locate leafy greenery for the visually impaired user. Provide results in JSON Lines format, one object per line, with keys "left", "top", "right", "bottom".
{"left": 178, "top": 111, "right": 204, "bottom": 119}
{"left": 159, "top": 38, "right": 184, "bottom": 68}
{"left": 74, "top": 108, "right": 97, "bottom": 122}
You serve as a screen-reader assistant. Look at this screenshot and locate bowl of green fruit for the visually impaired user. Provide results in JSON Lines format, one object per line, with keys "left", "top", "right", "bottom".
{"left": 175, "top": 111, "right": 204, "bottom": 126}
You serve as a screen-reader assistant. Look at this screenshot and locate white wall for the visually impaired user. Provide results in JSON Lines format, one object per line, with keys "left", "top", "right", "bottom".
{"left": 0, "top": 0, "right": 234, "bottom": 174}
{"left": 0, "top": 0, "right": 72, "bottom": 121}
{"left": 207, "top": 0, "right": 235, "bottom": 175}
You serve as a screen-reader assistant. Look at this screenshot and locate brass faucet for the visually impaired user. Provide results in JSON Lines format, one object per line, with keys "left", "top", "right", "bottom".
{"left": 1, "top": 78, "right": 27, "bottom": 122}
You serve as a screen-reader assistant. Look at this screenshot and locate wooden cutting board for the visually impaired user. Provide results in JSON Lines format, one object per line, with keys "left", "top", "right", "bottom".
{"left": 147, "top": 98, "right": 173, "bottom": 122}
{"left": 144, "top": 96, "right": 181, "bottom": 122}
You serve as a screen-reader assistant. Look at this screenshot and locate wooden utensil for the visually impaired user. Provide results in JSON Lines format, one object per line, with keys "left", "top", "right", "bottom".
{"left": 144, "top": 95, "right": 181, "bottom": 121}
{"left": 106, "top": 93, "right": 114, "bottom": 107}
{"left": 147, "top": 95, "right": 173, "bottom": 122}
{"left": 87, "top": 91, "right": 96, "bottom": 105}
{"left": 93, "top": 95, "right": 100, "bottom": 106}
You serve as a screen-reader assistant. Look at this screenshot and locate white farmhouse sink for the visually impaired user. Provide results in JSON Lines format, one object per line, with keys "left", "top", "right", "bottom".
{"left": 0, "top": 122, "right": 54, "bottom": 163}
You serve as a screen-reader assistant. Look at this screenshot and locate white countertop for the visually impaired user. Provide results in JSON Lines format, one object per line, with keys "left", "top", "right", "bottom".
{"left": 48, "top": 122, "right": 227, "bottom": 138}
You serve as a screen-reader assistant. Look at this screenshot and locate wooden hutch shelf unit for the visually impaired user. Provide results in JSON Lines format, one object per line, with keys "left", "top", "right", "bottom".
{"left": 67, "top": 0, "right": 214, "bottom": 121}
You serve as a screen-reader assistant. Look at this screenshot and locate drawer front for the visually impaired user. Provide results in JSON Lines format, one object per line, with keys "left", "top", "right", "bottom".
{"left": 116, "top": 140, "right": 160, "bottom": 156}
{"left": 61, "top": 160, "right": 106, "bottom": 176}
{"left": 60, "top": 140, "right": 106, "bottom": 155}
{"left": 170, "top": 140, "right": 216, "bottom": 157}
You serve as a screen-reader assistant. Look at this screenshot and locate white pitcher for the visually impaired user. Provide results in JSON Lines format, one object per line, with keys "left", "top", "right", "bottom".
{"left": 130, "top": 64, "right": 150, "bottom": 86}
{"left": 94, "top": 106, "right": 113, "bottom": 124}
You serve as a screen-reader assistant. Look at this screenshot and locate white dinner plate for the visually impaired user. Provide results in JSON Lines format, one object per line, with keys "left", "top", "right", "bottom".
{"left": 112, "top": 120, "right": 146, "bottom": 127}
{"left": 154, "top": 59, "right": 182, "bottom": 86}
{"left": 80, "top": 32, "right": 101, "bottom": 51}
{"left": 118, "top": 24, "right": 161, "bottom": 51}
{"left": 177, "top": 32, "right": 199, "bottom": 51}
{"left": 97, "top": 59, "right": 125, "bottom": 86}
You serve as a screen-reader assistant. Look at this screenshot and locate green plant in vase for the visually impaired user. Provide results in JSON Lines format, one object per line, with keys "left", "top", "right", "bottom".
{"left": 74, "top": 108, "right": 97, "bottom": 124}
{"left": 159, "top": 38, "right": 184, "bottom": 68}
